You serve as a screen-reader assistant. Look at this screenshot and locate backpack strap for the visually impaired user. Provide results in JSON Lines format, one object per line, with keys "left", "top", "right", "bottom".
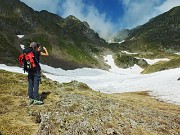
{"left": 18, "top": 54, "right": 24, "bottom": 66}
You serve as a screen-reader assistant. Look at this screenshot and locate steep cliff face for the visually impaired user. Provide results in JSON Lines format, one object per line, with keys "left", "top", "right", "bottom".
{"left": 0, "top": 0, "right": 109, "bottom": 70}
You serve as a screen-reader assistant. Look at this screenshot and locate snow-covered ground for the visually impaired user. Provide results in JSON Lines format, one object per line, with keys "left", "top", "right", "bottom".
{"left": 144, "top": 58, "right": 170, "bottom": 65}
{"left": 17, "top": 35, "right": 24, "bottom": 38}
{"left": 175, "top": 52, "right": 180, "bottom": 55}
{"left": 121, "top": 51, "right": 138, "bottom": 55}
{"left": 108, "top": 40, "right": 125, "bottom": 44}
{"left": 0, "top": 55, "right": 180, "bottom": 105}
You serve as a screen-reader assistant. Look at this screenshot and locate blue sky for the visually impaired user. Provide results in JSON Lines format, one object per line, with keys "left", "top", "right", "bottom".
{"left": 20, "top": 0, "right": 180, "bottom": 40}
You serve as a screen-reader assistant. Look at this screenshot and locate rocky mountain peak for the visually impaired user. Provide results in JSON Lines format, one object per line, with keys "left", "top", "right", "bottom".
{"left": 65, "top": 15, "right": 80, "bottom": 21}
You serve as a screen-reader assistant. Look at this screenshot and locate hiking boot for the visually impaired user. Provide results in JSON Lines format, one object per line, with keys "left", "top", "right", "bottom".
{"left": 33, "top": 100, "right": 44, "bottom": 105}
{"left": 29, "top": 98, "right": 34, "bottom": 105}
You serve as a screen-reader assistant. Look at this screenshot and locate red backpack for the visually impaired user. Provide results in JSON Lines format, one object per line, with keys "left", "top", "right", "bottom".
{"left": 18, "top": 47, "right": 37, "bottom": 72}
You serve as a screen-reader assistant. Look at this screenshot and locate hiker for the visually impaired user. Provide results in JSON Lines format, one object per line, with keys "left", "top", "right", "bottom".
{"left": 28, "top": 42, "right": 49, "bottom": 105}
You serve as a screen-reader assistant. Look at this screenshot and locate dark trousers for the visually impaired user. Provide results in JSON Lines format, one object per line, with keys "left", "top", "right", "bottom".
{"left": 28, "top": 70, "right": 41, "bottom": 100}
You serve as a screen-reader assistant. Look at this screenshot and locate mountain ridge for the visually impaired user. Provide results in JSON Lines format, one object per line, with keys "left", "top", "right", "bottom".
{"left": 0, "top": 0, "right": 180, "bottom": 72}
{"left": 109, "top": 6, "right": 180, "bottom": 73}
{"left": 0, "top": 0, "right": 110, "bottom": 70}
{"left": 111, "top": 6, "right": 180, "bottom": 53}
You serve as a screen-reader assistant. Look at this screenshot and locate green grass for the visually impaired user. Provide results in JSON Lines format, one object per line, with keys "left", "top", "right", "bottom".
{"left": 142, "top": 57, "right": 180, "bottom": 74}
{"left": 58, "top": 38, "right": 98, "bottom": 65}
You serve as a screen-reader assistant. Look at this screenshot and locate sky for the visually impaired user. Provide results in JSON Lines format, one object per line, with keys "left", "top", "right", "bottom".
{"left": 20, "top": 0, "right": 180, "bottom": 40}
{"left": 1, "top": 52, "right": 180, "bottom": 105}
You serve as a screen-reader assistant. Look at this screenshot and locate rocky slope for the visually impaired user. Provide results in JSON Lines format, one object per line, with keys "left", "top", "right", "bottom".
{"left": 0, "top": 70, "right": 180, "bottom": 135}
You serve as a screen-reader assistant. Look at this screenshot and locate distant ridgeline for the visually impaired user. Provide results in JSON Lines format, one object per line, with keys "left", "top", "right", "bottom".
{"left": 110, "top": 6, "right": 180, "bottom": 53}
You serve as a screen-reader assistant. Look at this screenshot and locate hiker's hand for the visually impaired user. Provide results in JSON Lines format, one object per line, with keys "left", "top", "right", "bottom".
{"left": 41, "top": 47, "right": 49, "bottom": 56}
{"left": 43, "top": 47, "right": 47, "bottom": 50}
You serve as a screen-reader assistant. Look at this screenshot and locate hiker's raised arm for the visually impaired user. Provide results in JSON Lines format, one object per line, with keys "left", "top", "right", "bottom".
{"left": 40, "top": 47, "right": 49, "bottom": 56}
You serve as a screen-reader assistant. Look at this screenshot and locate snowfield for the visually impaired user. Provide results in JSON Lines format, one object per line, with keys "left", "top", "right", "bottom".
{"left": 0, "top": 55, "right": 180, "bottom": 105}
{"left": 17, "top": 35, "right": 24, "bottom": 38}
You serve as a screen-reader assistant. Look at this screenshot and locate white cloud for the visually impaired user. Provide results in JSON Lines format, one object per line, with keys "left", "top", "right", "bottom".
{"left": 157, "top": 0, "right": 180, "bottom": 13}
{"left": 60, "top": 0, "right": 114, "bottom": 40}
{"left": 119, "top": 0, "right": 162, "bottom": 28}
{"left": 119, "top": 0, "right": 180, "bottom": 29}
{"left": 20, "top": 0, "right": 115, "bottom": 40}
